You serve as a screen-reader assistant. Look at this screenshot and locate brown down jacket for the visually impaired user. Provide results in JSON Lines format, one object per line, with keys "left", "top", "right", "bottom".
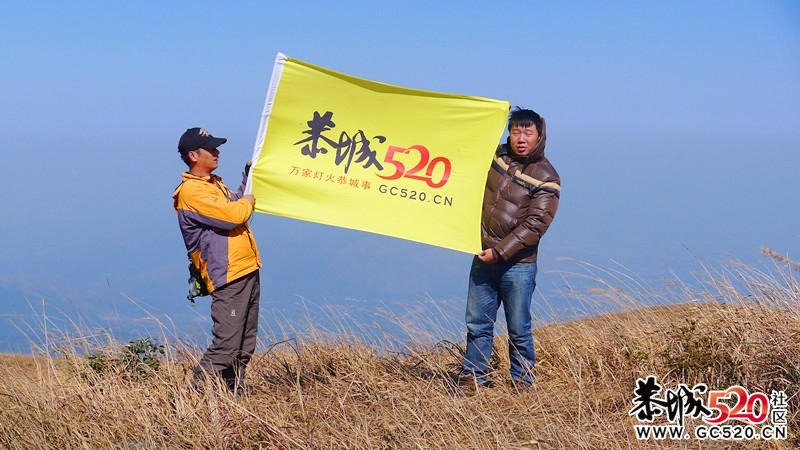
{"left": 480, "top": 118, "right": 561, "bottom": 264}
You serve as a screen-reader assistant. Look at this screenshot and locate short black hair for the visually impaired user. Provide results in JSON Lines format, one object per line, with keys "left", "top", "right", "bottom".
{"left": 508, "top": 106, "right": 543, "bottom": 136}
{"left": 179, "top": 149, "right": 191, "bottom": 166}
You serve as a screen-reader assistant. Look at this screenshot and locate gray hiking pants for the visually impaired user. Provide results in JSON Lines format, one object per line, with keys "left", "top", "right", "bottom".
{"left": 193, "top": 270, "right": 260, "bottom": 391}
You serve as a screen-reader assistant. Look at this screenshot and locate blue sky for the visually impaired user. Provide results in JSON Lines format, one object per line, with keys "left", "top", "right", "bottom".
{"left": 1, "top": 1, "right": 798, "bottom": 351}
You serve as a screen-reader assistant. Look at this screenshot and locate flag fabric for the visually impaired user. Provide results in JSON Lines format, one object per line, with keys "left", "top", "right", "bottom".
{"left": 247, "top": 53, "right": 509, "bottom": 254}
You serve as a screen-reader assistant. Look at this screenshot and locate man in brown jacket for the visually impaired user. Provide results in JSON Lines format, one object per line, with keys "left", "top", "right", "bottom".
{"left": 459, "top": 107, "right": 561, "bottom": 387}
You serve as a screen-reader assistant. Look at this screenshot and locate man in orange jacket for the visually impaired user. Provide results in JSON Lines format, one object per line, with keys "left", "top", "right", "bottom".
{"left": 173, "top": 127, "right": 262, "bottom": 394}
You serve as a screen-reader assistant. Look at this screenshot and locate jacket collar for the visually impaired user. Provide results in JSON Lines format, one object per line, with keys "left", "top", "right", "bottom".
{"left": 498, "top": 142, "right": 543, "bottom": 164}
{"left": 182, "top": 172, "right": 219, "bottom": 183}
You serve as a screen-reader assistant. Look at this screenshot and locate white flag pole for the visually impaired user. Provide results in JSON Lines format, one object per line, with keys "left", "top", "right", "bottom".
{"left": 246, "top": 52, "right": 288, "bottom": 194}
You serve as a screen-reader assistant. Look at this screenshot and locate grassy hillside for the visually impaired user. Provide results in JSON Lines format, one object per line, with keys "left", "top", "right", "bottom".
{"left": 0, "top": 252, "right": 798, "bottom": 449}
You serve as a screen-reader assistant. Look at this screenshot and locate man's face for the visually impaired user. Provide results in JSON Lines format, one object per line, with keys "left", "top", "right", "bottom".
{"left": 192, "top": 147, "right": 220, "bottom": 172}
{"left": 509, "top": 124, "right": 539, "bottom": 157}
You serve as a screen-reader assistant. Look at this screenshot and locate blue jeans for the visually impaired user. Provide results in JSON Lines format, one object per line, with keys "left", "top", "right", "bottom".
{"left": 461, "top": 257, "right": 537, "bottom": 385}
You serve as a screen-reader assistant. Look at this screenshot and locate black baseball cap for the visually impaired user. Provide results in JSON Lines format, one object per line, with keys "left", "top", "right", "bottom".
{"left": 178, "top": 127, "right": 228, "bottom": 154}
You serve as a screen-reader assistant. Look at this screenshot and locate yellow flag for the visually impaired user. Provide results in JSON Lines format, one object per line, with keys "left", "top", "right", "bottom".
{"left": 247, "top": 53, "right": 509, "bottom": 254}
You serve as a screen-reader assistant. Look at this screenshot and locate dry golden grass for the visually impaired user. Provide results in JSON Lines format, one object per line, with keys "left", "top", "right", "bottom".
{"left": 0, "top": 252, "right": 798, "bottom": 449}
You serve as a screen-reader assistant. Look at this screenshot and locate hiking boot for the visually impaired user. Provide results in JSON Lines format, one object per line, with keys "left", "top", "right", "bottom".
{"left": 458, "top": 375, "right": 493, "bottom": 388}
{"left": 510, "top": 377, "right": 534, "bottom": 390}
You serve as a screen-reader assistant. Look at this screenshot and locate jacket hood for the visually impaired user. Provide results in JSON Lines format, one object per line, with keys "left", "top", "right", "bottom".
{"left": 172, "top": 172, "right": 217, "bottom": 199}
{"left": 504, "top": 115, "right": 547, "bottom": 164}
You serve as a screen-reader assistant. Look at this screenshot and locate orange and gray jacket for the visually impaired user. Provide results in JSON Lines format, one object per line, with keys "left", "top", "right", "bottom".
{"left": 173, "top": 172, "right": 261, "bottom": 293}
{"left": 481, "top": 117, "right": 561, "bottom": 264}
